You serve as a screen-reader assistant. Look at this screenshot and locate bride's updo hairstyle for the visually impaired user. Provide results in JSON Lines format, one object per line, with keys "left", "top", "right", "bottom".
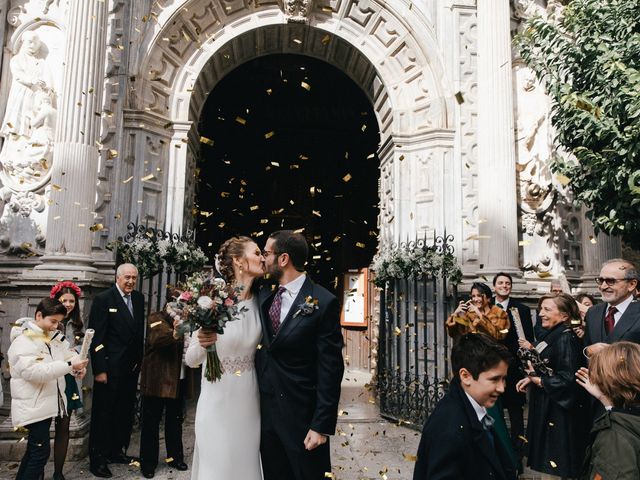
{"left": 217, "top": 236, "right": 253, "bottom": 282}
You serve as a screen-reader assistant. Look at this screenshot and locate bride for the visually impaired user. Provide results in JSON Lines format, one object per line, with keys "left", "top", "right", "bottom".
{"left": 184, "top": 236, "right": 265, "bottom": 479}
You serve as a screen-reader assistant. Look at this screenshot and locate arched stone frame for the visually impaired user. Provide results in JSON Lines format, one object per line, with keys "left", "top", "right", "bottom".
{"left": 134, "top": 0, "right": 458, "bottom": 250}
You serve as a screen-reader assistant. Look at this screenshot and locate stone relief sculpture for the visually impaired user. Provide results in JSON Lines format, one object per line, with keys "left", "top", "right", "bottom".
{"left": 282, "top": 0, "right": 314, "bottom": 23}
{"left": 0, "top": 31, "right": 56, "bottom": 189}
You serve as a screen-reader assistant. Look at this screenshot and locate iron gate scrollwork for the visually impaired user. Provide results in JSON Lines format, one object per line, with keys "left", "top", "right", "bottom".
{"left": 377, "top": 234, "right": 458, "bottom": 429}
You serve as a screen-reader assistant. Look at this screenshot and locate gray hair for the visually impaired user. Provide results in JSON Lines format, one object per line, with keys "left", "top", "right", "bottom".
{"left": 116, "top": 263, "right": 138, "bottom": 278}
{"left": 603, "top": 258, "right": 638, "bottom": 281}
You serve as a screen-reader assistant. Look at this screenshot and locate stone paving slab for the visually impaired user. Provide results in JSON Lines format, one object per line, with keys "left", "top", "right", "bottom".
{"left": 0, "top": 369, "right": 546, "bottom": 479}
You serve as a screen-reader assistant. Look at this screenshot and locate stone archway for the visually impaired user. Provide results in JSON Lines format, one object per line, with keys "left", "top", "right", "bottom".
{"left": 134, "top": 0, "right": 459, "bottom": 252}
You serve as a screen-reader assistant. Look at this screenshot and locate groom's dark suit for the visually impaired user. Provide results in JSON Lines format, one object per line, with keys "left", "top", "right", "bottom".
{"left": 256, "top": 276, "right": 344, "bottom": 480}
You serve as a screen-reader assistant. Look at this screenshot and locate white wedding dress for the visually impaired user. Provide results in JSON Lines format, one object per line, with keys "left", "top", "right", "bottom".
{"left": 185, "top": 297, "right": 263, "bottom": 480}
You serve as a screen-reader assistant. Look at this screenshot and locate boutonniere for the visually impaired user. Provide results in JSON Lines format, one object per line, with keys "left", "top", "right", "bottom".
{"left": 293, "top": 296, "right": 319, "bottom": 318}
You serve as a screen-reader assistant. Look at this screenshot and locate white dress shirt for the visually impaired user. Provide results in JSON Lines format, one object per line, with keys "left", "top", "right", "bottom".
{"left": 610, "top": 294, "right": 635, "bottom": 326}
{"left": 278, "top": 274, "right": 307, "bottom": 323}
{"left": 464, "top": 391, "right": 488, "bottom": 423}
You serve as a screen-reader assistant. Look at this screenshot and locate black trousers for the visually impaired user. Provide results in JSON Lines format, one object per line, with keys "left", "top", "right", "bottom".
{"left": 16, "top": 417, "right": 52, "bottom": 480}
{"left": 89, "top": 373, "right": 138, "bottom": 466}
{"left": 139, "top": 386, "right": 185, "bottom": 471}
{"left": 260, "top": 396, "right": 331, "bottom": 480}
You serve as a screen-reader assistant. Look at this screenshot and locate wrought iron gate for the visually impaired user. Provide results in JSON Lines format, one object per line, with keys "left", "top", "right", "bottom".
{"left": 377, "top": 235, "right": 458, "bottom": 429}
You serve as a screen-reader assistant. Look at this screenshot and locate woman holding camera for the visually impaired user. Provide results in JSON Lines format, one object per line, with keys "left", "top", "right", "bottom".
{"left": 516, "top": 293, "right": 590, "bottom": 479}
{"left": 446, "top": 282, "right": 510, "bottom": 340}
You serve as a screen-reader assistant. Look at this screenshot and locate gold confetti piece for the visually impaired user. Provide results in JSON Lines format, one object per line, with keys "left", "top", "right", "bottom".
{"left": 199, "top": 136, "right": 215, "bottom": 146}
{"left": 499, "top": 329, "right": 509, "bottom": 334}
{"left": 109, "top": 308, "right": 117, "bottom": 312}
{"left": 89, "top": 223, "right": 104, "bottom": 232}
{"left": 301, "top": 81, "right": 311, "bottom": 91}
{"left": 589, "top": 235, "right": 597, "bottom": 244}
{"left": 250, "top": 205, "right": 259, "bottom": 211}
{"left": 293, "top": 38, "right": 302, "bottom": 44}
{"left": 107, "top": 149, "right": 118, "bottom": 159}
{"left": 518, "top": 435, "right": 528, "bottom": 444}
{"left": 294, "top": 228, "right": 305, "bottom": 233}
{"left": 321, "top": 34, "right": 331, "bottom": 44}
{"left": 123, "top": 176, "right": 133, "bottom": 184}
{"left": 150, "top": 321, "right": 162, "bottom": 328}
{"left": 312, "top": 210, "right": 321, "bottom": 217}
{"left": 271, "top": 161, "right": 280, "bottom": 167}
{"left": 356, "top": 242, "right": 365, "bottom": 248}
{"left": 256, "top": 344, "right": 262, "bottom": 350}
{"left": 51, "top": 184, "right": 63, "bottom": 191}
{"left": 39, "top": 158, "right": 49, "bottom": 170}
{"left": 71, "top": 393, "right": 80, "bottom": 400}
{"left": 394, "top": 327, "right": 402, "bottom": 336}
{"left": 234, "top": 370, "right": 242, "bottom": 376}
{"left": 403, "top": 453, "right": 418, "bottom": 461}
{"left": 313, "top": 255, "right": 322, "bottom": 260}
{"left": 342, "top": 173, "right": 352, "bottom": 182}
{"left": 78, "top": 223, "right": 86, "bottom": 228}
{"left": 265, "top": 131, "right": 275, "bottom": 139}
{"left": 235, "top": 116, "right": 247, "bottom": 125}
{"left": 455, "top": 92, "right": 465, "bottom": 104}
{"left": 338, "top": 410, "right": 348, "bottom": 416}
{"left": 165, "top": 457, "right": 174, "bottom": 463}
{"left": 220, "top": 192, "right": 230, "bottom": 198}
{"left": 130, "top": 460, "right": 140, "bottom": 467}
{"left": 299, "top": 154, "right": 309, "bottom": 160}
{"left": 367, "top": 153, "right": 375, "bottom": 159}
{"left": 95, "top": 344, "right": 104, "bottom": 352}
{"left": 550, "top": 460, "right": 557, "bottom": 468}
{"left": 266, "top": 88, "right": 272, "bottom": 95}
{"left": 556, "top": 174, "right": 571, "bottom": 186}
{"left": 141, "top": 174, "right": 155, "bottom": 181}
{"left": 361, "top": 124, "right": 367, "bottom": 132}
{"left": 466, "top": 234, "right": 491, "bottom": 240}
{"left": 518, "top": 240, "right": 532, "bottom": 246}
{"left": 322, "top": 6, "right": 332, "bottom": 12}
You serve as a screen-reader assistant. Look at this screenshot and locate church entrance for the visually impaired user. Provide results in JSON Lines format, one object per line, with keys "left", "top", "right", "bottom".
{"left": 194, "top": 53, "right": 380, "bottom": 292}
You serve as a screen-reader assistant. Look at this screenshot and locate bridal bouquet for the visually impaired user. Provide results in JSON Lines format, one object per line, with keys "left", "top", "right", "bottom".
{"left": 168, "top": 271, "right": 247, "bottom": 382}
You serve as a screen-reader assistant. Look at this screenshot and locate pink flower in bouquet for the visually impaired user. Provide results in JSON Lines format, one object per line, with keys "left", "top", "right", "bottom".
{"left": 178, "top": 291, "right": 193, "bottom": 302}
{"left": 224, "top": 297, "right": 234, "bottom": 307}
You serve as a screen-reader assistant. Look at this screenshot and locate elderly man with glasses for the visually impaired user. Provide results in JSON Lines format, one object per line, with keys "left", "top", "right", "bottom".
{"left": 584, "top": 258, "right": 640, "bottom": 357}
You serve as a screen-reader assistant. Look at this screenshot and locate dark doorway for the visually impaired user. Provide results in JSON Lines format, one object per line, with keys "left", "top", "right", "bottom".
{"left": 195, "top": 54, "right": 380, "bottom": 291}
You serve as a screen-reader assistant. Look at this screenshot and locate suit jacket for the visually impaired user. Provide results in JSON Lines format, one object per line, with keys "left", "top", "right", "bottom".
{"left": 584, "top": 300, "right": 640, "bottom": 346}
{"left": 88, "top": 285, "right": 145, "bottom": 380}
{"left": 255, "top": 277, "right": 344, "bottom": 438}
{"left": 413, "top": 378, "right": 518, "bottom": 480}
{"left": 492, "top": 297, "right": 534, "bottom": 407}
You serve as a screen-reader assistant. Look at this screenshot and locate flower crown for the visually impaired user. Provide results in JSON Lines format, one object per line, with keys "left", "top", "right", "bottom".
{"left": 50, "top": 281, "right": 82, "bottom": 299}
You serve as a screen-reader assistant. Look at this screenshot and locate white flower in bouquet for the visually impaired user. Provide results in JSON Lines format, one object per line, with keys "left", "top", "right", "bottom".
{"left": 197, "top": 295, "right": 215, "bottom": 310}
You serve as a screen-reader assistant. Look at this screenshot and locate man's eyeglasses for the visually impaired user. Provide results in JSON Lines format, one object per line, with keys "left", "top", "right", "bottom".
{"left": 595, "top": 277, "right": 629, "bottom": 286}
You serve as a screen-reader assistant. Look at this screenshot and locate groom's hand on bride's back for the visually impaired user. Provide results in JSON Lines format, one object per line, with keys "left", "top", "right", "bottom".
{"left": 197, "top": 328, "right": 217, "bottom": 348}
{"left": 303, "top": 429, "right": 327, "bottom": 451}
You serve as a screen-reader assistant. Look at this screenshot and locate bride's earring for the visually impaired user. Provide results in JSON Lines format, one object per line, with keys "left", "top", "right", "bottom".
{"left": 239, "top": 265, "right": 244, "bottom": 274}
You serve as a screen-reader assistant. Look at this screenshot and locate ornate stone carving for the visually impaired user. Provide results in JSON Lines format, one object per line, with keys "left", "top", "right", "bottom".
{"left": 0, "top": 31, "right": 57, "bottom": 191}
{"left": 283, "top": 0, "right": 314, "bottom": 23}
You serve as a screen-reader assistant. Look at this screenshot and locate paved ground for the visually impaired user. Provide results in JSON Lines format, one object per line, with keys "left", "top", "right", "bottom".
{"left": 0, "top": 370, "right": 422, "bottom": 480}
{"left": 0, "top": 369, "right": 548, "bottom": 479}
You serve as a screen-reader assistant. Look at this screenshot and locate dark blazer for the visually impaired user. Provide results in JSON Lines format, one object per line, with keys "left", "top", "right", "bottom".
{"left": 584, "top": 300, "right": 640, "bottom": 346}
{"left": 492, "top": 297, "right": 534, "bottom": 407}
{"left": 413, "top": 378, "right": 518, "bottom": 480}
{"left": 256, "top": 276, "right": 344, "bottom": 437}
{"left": 88, "top": 285, "right": 145, "bottom": 378}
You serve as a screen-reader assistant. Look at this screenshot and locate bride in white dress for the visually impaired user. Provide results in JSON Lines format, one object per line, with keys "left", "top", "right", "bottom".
{"left": 185, "top": 236, "right": 265, "bottom": 480}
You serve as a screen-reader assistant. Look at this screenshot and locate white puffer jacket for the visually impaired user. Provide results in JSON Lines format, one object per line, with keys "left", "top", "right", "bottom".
{"left": 8, "top": 319, "right": 77, "bottom": 428}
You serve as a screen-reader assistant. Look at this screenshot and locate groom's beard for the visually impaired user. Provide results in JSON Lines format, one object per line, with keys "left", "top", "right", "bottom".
{"left": 265, "top": 263, "right": 283, "bottom": 283}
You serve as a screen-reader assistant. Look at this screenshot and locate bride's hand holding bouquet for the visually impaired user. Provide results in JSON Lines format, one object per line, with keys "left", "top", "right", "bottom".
{"left": 168, "top": 272, "right": 247, "bottom": 382}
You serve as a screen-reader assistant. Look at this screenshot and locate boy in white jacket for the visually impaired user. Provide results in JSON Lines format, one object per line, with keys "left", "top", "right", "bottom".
{"left": 8, "top": 298, "right": 88, "bottom": 480}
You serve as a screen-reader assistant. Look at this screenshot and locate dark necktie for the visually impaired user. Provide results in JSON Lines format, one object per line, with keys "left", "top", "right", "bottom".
{"left": 496, "top": 303, "right": 505, "bottom": 310}
{"left": 269, "top": 286, "right": 287, "bottom": 334}
{"left": 125, "top": 294, "right": 134, "bottom": 316}
{"left": 604, "top": 305, "right": 618, "bottom": 334}
{"left": 482, "top": 414, "right": 495, "bottom": 449}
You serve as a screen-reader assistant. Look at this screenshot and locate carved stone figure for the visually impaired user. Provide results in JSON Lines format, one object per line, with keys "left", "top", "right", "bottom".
{"left": 0, "top": 31, "right": 56, "bottom": 189}
{"left": 283, "top": 0, "right": 314, "bottom": 23}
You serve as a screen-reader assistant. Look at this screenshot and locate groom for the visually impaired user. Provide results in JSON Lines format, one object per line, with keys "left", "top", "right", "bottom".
{"left": 257, "top": 230, "right": 344, "bottom": 479}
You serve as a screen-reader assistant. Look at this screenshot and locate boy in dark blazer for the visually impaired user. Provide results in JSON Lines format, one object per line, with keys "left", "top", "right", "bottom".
{"left": 413, "top": 333, "right": 517, "bottom": 480}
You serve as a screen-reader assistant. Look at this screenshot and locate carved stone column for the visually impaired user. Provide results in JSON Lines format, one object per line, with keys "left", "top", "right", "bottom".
{"left": 36, "top": 0, "right": 108, "bottom": 272}
{"left": 476, "top": 1, "right": 521, "bottom": 275}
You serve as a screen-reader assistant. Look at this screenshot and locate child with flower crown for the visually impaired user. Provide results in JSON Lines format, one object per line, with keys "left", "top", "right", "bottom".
{"left": 50, "top": 281, "right": 85, "bottom": 480}
{"left": 8, "top": 298, "right": 88, "bottom": 480}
